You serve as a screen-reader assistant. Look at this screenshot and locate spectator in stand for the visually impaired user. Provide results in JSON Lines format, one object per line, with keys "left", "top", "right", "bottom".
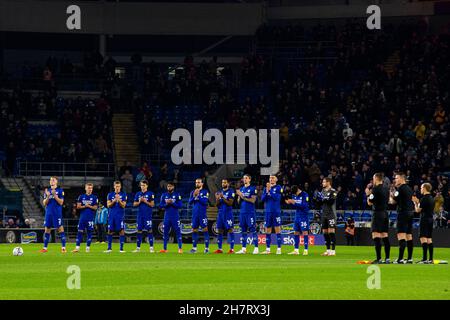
{"left": 24, "top": 218, "right": 32, "bottom": 228}
{"left": 433, "top": 103, "right": 446, "bottom": 125}
{"left": 6, "top": 218, "right": 18, "bottom": 229}
{"left": 345, "top": 218, "right": 355, "bottom": 246}
{"left": 434, "top": 191, "right": 444, "bottom": 214}
{"left": 95, "top": 135, "right": 109, "bottom": 154}
{"left": 159, "top": 162, "right": 169, "bottom": 189}
{"left": 279, "top": 122, "right": 289, "bottom": 144}
{"left": 413, "top": 120, "right": 426, "bottom": 143}
{"left": 121, "top": 169, "right": 134, "bottom": 195}
{"left": 43, "top": 67, "right": 52, "bottom": 82}
{"left": 435, "top": 206, "right": 448, "bottom": 228}
{"left": 387, "top": 134, "right": 403, "bottom": 156}
{"left": 342, "top": 123, "right": 353, "bottom": 140}
{"left": 139, "top": 162, "right": 152, "bottom": 182}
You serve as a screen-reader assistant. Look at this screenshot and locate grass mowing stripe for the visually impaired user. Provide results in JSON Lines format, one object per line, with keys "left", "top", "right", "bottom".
{"left": 1, "top": 243, "right": 448, "bottom": 299}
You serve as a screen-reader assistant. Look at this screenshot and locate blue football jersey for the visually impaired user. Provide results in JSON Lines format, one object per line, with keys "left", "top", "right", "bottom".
{"left": 77, "top": 193, "right": 98, "bottom": 220}
{"left": 239, "top": 185, "right": 257, "bottom": 214}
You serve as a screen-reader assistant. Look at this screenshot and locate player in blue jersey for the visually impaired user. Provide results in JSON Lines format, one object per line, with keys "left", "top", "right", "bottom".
{"left": 40, "top": 176, "right": 66, "bottom": 253}
{"left": 72, "top": 183, "right": 98, "bottom": 253}
{"left": 159, "top": 182, "right": 183, "bottom": 254}
{"left": 132, "top": 180, "right": 155, "bottom": 253}
{"left": 189, "top": 178, "right": 210, "bottom": 254}
{"left": 214, "top": 179, "right": 235, "bottom": 254}
{"left": 285, "top": 185, "right": 310, "bottom": 255}
{"left": 261, "top": 175, "right": 283, "bottom": 255}
{"left": 105, "top": 181, "right": 127, "bottom": 253}
{"left": 235, "top": 174, "right": 259, "bottom": 254}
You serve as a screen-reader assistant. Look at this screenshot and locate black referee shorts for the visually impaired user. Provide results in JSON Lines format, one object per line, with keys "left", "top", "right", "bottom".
{"left": 419, "top": 218, "right": 433, "bottom": 238}
{"left": 396, "top": 212, "right": 413, "bottom": 234}
{"left": 371, "top": 211, "right": 389, "bottom": 233}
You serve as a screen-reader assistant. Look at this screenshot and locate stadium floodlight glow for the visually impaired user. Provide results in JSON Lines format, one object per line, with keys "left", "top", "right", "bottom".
{"left": 171, "top": 121, "right": 279, "bottom": 175}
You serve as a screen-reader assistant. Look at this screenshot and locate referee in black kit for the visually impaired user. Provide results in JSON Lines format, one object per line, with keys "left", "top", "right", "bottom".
{"left": 365, "top": 173, "right": 391, "bottom": 264}
{"left": 412, "top": 183, "right": 435, "bottom": 264}
{"left": 389, "top": 172, "right": 415, "bottom": 264}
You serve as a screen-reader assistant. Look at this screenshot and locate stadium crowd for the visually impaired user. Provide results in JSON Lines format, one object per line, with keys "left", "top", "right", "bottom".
{"left": 0, "top": 87, "right": 113, "bottom": 175}
{"left": 1, "top": 20, "right": 449, "bottom": 224}
{"left": 129, "top": 20, "right": 450, "bottom": 216}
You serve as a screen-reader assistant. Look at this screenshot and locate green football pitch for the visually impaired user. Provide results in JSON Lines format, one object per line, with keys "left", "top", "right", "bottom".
{"left": 0, "top": 243, "right": 449, "bottom": 300}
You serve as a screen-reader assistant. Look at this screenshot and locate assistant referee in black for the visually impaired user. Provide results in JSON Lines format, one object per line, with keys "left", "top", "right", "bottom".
{"left": 412, "top": 183, "right": 435, "bottom": 264}
{"left": 366, "top": 172, "right": 391, "bottom": 264}
{"left": 389, "top": 172, "right": 415, "bottom": 264}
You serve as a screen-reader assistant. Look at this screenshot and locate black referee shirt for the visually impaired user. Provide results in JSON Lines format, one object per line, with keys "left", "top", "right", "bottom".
{"left": 393, "top": 184, "right": 414, "bottom": 213}
{"left": 369, "top": 184, "right": 389, "bottom": 212}
{"left": 419, "top": 194, "right": 435, "bottom": 219}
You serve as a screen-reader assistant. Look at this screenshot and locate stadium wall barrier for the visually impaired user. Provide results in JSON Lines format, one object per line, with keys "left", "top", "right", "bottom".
{"left": 337, "top": 228, "right": 450, "bottom": 248}
{"left": 2, "top": 225, "right": 449, "bottom": 248}
{"left": 0, "top": 0, "right": 263, "bottom": 35}
{"left": 267, "top": 1, "right": 435, "bottom": 20}
{"left": 0, "top": 228, "right": 56, "bottom": 244}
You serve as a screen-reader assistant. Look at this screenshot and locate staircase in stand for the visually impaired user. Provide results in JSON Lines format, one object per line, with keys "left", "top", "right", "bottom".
{"left": 1, "top": 176, "right": 44, "bottom": 226}
{"left": 112, "top": 113, "right": 141, "bottom": 169}
{"left": 383, "top": 50, "right": 400, "bottom": 75}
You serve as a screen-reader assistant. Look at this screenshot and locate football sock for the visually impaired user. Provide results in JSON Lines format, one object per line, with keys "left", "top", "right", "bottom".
{"left": 177, "top": 231, "right": 182, "bottom": 249}
{"left": 60, "top": 232, "right": 66, "bottom": 248}
{"left": 303, "top": 235, "right": 309, "bottom": 250}
{"left": 228, "top": 232, "right": 235, "bottom": 250}
{"left": 428, "top": 243, "right": 433, "bottom": 261}
{"left": 276, "top": 233, "right": 282, "bottom": 248}
{"left": 107, "top": 234, "right": 113, "bottom": 250}
{"left": 422, "top": 242, "right": 428, "bottom": 261}
{"left": 119, "top": 235, "right": 125, "bottom": 251}
{"left": 266, "top": 233, "right": 271, "bottom": 249}
{"left": 407, "top": 240, "right": 413, "bottom": 260}
{"left": 374, "top": 237, "right": 382, "bottom": 260}
{"left": 76, "top": 231, "right": 83, "bottom": 247}
{"left": 242, "top": 232, "right": 247, "bottom": 248}
{"left": 253, "top": 232, "right": 258, "bottom": 247}
{"left": 294, "top": 234, "right": 300, "bottom": 250}
{"left": 324, "top": 233, "right": 330, "bottom": 250}
{"left": 398, "top": 239, "right": 406, "bottom": 261}
{"left": 43, "top": 232, "right": 50, "bottom": 249}
{"left": 163, "top": 228, "right": 169, "bottom": 250}
{"left": 217, "top": 234, "right": 223, "bottom": 249}
{"left": 192, "top": 232, "right": 198, "bottom": 248}
{"left": 136, "top": 233, "right": 142, "bottom": 248}
{"left": 382, "top": 237, "right": 390, "bottom": 259}
{"left": 204, "top": 231, "right": 210, "bottom": 249}
{"left": 147, "top": 233, "right": 154, "bottom": 247}
{"left": 329, "top": 233, "right": 336, "bottom": 250}
{"left": 86, "top": 230, "right": 92, "bottom": 247}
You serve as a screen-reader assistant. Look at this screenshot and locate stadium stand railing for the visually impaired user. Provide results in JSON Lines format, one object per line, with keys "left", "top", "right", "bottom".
{"left": 18, "top": 161, "right": 115, "bottom": 178}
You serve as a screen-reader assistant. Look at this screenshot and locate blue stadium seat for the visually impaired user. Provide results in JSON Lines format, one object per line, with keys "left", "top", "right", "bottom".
{"left": 343, "top": 212, "right": 353, "bottom": 220}
{"left": 389, "top": 212, "right": 398, "bottom": 222}
{"left": 352, "top": 212, "right": 362, "bottom": 222}
{"left": 360, "top": 212, "right": 372, "bottom": 222}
